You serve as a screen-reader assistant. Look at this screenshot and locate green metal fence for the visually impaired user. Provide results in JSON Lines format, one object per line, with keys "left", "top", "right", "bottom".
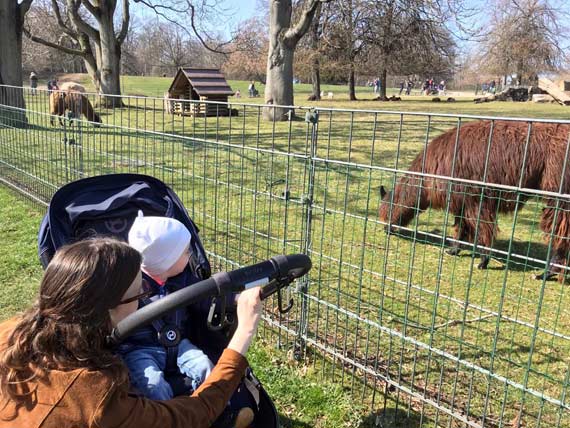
{"left": 1, "top": 85, "right": 569, "bottom": 428}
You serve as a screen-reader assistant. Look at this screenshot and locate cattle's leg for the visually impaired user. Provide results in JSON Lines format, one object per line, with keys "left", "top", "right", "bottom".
{"left": 535, "top": 249, "right": 565, "bottom": 281}
{"left": 478, "top": 254, "right": 490, "bottom": 270}
{"left": 476, "top": 224, "right": 493, "bottom": 270}
{"left": 466, "top": 205, "right": 496, "bottom": 270}
{"left": 447, "top": 215, "right": 465, "bottom": 256}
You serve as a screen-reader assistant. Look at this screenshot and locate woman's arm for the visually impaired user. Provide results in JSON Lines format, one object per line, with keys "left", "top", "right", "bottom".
{"left": 95, "top": 287, "right": 262, "bottom": 428}
{"left": 94, "top": 348, "right": 248, "bottom": 428}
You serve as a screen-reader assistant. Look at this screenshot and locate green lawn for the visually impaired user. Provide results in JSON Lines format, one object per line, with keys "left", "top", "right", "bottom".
{"left": 43, "top": 73, "right": 570, "bottom": 120}
{"left": 2, "top": 76, "right": 570, "bottom": 427}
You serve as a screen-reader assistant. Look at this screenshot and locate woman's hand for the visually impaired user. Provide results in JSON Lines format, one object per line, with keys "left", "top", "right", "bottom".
{"left": 227, "top": 287, "right": 262, "bottom": 356}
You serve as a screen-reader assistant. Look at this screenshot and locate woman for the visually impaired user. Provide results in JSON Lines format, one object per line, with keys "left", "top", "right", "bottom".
{"left": 0, "top": 237, "right": 262, "bottom": 427}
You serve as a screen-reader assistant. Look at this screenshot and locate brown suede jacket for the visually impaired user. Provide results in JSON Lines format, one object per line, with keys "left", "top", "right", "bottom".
{"left": 0, "top": 318, "right": 248, "bottom": 428}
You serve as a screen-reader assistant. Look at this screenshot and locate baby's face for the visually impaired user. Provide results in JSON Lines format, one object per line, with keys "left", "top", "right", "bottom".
{"left": 166, "top": 245, "right": 191, "bottom": 278}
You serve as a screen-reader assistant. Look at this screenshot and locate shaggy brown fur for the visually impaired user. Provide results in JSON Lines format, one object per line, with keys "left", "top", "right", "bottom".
{"left": 49, "top": 90, "right": 101, "bottom": 126}
{"left": 59, "top": 82, "right": 86, "bottom": 93}
{"left": 379, "top": 120, "right": 570, "bottom": 278}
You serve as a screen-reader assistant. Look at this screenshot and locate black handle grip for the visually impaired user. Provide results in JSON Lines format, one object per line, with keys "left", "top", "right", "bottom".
{"left": 108, "top": 254, "right": 311, "bottom": 345}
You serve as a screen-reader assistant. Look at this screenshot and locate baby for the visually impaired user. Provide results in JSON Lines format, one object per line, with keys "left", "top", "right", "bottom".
{"left": 123, "top": 211, "right": 214, "bottom": 400}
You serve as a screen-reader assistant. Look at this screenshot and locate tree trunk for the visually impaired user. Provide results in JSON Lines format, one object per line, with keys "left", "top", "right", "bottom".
{"left": 310, "top": 59, "right": 321, "bottom": 101}
{"left": 348, "top": 64, "right": 357, "bottom": 101}
{"left": 263, "top": 0, "right": 323, "bottom": 121}
{"left": 309, "top": 2, "right": 321, "bottom": 100}
{"left": 0, "top": 0, "right": 28, "bottom": 127}
{"left": 379, "top": 68, "right": 387, "bottom": 100}
{"left": 97, "top": 6, "right": 123, "bottom": 107}
{"left": 24, "top": 0, "right": 127, "bottom": 104}
{"left": 263, "top": 0, "right": 295, "bottom": 121}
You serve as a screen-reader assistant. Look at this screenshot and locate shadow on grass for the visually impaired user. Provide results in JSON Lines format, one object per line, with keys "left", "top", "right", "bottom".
{"left": 386, "top": 226, "right": 553, "bottom": 274}
{"left": 358, "top": 407, "right": 422, "bottom": 428}
{"left": 278, "top": 415, "right": 314, "bottom": 428}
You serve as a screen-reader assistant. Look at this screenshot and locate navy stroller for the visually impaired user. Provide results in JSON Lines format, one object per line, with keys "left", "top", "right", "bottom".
{"left": 37, "top": 173, "right": 311, "bottom": 428}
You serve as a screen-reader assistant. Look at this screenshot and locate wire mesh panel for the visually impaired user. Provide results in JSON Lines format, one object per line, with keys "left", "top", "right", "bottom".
{"left": 1, "top": 84, "right": 569, "bottom": 427}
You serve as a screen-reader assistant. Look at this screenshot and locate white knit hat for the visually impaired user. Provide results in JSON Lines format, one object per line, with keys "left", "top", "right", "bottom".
{"left": 128, "top": 211, "right": 191, "bottom": 276}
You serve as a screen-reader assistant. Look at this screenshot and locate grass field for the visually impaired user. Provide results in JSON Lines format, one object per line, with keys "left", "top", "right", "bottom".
{"left": 38, "top": 73, "right": 570, "bottom": 120}
{"left": 2, "top": 76, "right": 570, "bottom": 427}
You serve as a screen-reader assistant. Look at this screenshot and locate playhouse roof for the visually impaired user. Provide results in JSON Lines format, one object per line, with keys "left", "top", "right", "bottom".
{"left": 168, "top": 68, "right": 234, "bottom": 96}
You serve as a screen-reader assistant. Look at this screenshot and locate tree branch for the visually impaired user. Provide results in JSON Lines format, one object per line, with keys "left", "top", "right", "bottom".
{"left": 133, "top": 0, "right": 233, "bottom": 54}
{"left": 51, "top": 0, "right": 79, "bottom": 39}
{"left": 23, "top": 27, "right": 87, "bottom": 56}
{"left": 117, "top": 0, "right": 130, "bottom": 45}
{"left": 66, "top": 0, "right": 100, "bottom": 41}
{"left": 81, "top": 0, "right": 101, "bottom": 20}
{"left": 285, "top": 0, "right": 330, "bottom": 47}
{"left": 19, "top": 0, "right": 34, "bottom": 22}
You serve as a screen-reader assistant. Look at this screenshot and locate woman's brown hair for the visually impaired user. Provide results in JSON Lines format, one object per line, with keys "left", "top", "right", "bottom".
{"left": 0, "top": 237, "right": 141, "bottom": 410}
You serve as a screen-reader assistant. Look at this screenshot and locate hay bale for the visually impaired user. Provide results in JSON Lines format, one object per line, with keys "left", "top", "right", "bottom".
{"left": 532, "top": 94, "right": 555, "bottom": 103}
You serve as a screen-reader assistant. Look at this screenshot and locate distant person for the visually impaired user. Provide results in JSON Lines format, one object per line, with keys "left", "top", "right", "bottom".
{"left": 399, "top": 80, "right": 405, "bottom": 95}
{"left": 423, "top": 79, "right": 430, "bottom": 95}
{"left": 29, "top": 72, "right": 38, "bottom": 95}
{"left": 248, "top": 81, "right": 256, "bottom": 97}
{"left": 406, "top": 79, "right": 413, "bottom": 95}
{"left": 373, "top": 78, "right": 380, "bottom": 94}
{"left": 47, "top": 77, "right": 59, "bottom": 94}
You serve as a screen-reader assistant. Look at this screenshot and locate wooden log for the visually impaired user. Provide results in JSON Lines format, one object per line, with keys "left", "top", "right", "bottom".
{"left": 538, "top": 78, "right": 570, "bottom": 106}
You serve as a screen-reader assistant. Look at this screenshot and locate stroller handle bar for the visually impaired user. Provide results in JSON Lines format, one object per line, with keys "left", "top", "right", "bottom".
{"left": 108, "top": 254, "right": 312, "bottom": 345}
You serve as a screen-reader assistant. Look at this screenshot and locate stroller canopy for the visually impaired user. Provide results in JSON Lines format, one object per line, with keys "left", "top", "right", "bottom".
{"left": 38, "top": 173, "right": 210, "bottom": 280}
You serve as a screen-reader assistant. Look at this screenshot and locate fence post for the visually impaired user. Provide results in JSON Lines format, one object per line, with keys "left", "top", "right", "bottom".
{"left": 63, "top": 117, "right": 69, "bottom": 183}
{"left": 294, "top": 109, "right": 319, "bottom": 360}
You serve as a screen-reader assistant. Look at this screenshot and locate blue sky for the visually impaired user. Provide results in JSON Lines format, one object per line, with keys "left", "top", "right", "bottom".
{"left": 131, "top": 0, "right": 568, "bottom": 56}
{"left": 225, "top": 0, "right": 258, "bottom": 22}
{"left": 131, "top": 0, "right": 262, "bottom": 38}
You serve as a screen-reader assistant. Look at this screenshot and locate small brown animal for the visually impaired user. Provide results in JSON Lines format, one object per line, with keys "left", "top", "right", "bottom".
{"left": 49, "top": 90, "right": 101, "bottom": 126}
{"left": 432, "top": 97, "right": 441, "bottom": 102}
{"left": 379, "top": 120, "right": 570, "bottom": 279}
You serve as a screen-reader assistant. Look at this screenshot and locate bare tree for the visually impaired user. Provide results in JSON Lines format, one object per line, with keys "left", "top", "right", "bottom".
{"left": 320, "top": 0, "right": 369, "bottom": 100}
{"left": 23, "top": 0, "right": 85, "bottom": 75}
{"left": 24, "top": 0, "right": 130, "bottom": 106}
{"left": 223, "top": 17, "right": 268, "bottom": 82}
{"left": 0, "top": 0, "right": 33, "bottom": 126}
{"left": 264, "top": 0, "right": 328, "bottom": 121}
{"left": 362, "top": 0, "right": 459, "bottom": 100}
{"left": 130, "top": 19, "right": 225, "bottom": 76}
{"left": 478, "top": 0, "right": 569, "bottom": 84}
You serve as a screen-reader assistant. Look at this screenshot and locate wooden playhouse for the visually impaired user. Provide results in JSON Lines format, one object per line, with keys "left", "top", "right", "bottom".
{"left": 165, "top": 68, "right": 235, "bottom": 116}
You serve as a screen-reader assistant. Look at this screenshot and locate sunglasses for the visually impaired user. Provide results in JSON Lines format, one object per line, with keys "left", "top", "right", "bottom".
{"left": 119, "top": 280, "right": 154, "bottom": 305}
